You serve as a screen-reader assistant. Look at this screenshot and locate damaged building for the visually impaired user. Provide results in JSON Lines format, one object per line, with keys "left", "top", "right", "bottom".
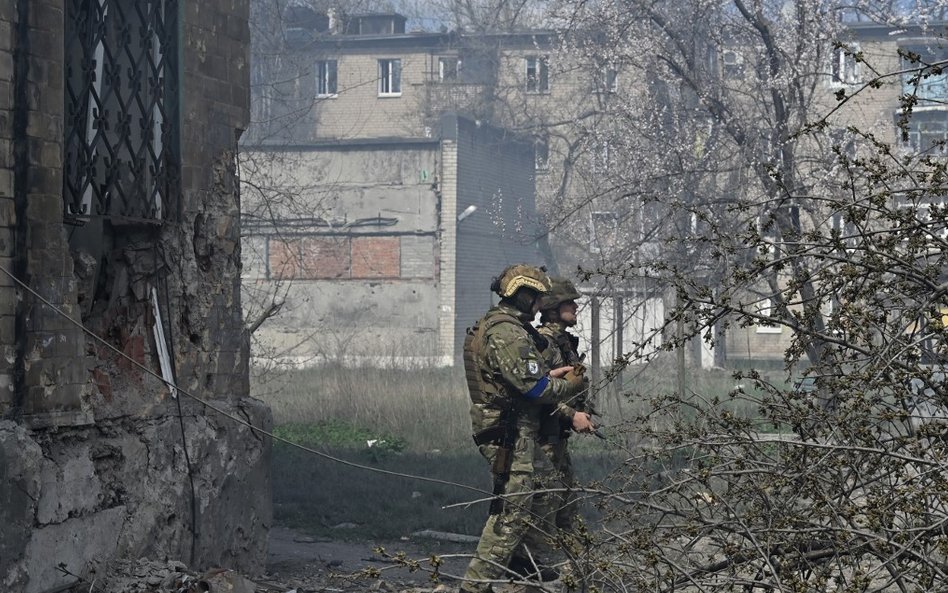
{"left": 242, "top": 114, "right": 546, "bottom": 365}
{"left": 1, "top": 1, "right": 271, "bottom": 592}
{"left": 241, "top": 9, "right": 549, "bottom": 366}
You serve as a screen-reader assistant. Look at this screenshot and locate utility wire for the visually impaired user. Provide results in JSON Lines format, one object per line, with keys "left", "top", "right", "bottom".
{"left": 0, "top": 264, "right": 489, "bottom": 495}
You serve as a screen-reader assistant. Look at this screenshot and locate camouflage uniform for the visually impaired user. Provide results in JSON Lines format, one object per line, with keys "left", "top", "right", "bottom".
{"left": 537, "top": 320, "right": 585, "bottom": 534}
{"left": 461, "top": 268, "right": 583, "bottom": 593}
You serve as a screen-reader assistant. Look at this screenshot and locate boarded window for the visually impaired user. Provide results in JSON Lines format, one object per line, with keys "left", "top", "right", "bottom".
{"left": 351, "top": 237, "right": 400, "bottom": 278}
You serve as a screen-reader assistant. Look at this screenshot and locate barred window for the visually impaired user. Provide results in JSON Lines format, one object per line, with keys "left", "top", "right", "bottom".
{"left": 64, "top": 0, "right": 179, "bottom": 223}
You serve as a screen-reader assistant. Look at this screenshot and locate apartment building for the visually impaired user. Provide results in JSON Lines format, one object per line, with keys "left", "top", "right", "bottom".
{"left": 245, "top": 7, "right": 946, "bottom": 369}
{"left": 242, "top": 11, "right": 571, "bottom": 365}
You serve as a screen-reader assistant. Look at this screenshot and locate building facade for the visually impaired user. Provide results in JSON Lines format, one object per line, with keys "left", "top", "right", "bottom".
{"left": 246, "top": 7, "right": 947, "bottom": 370}
{"left": 1, "top": 1, "right": 270, "bottom": 591}
{"left": 242, "top": 114, "right": 546, "bottom": 364}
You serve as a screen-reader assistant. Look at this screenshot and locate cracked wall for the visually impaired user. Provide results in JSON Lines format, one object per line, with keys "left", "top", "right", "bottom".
{"left": 0, "top": 1, "right": 271, "bottom": 592}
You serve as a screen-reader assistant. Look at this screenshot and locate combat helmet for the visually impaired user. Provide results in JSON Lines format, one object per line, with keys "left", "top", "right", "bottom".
{"left": 491, "top": 264, "right": 551, "bottom": 298}
{"left": 540, "top": 276, "right": 581, "bottom": 311}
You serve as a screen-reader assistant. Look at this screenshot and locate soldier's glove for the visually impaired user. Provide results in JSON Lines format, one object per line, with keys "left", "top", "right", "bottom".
{"left": 563, "top": 369, "right": 586, "bottom": 398}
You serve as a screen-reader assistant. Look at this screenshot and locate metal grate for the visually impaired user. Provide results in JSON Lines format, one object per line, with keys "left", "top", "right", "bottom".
{"left": 63, "top": 0, "right": 179, "bottom": 224}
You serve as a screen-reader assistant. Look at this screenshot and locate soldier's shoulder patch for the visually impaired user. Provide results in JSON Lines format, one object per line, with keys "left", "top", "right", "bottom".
{"left": 526, "top": 360, "right": 540, "bottom": 376}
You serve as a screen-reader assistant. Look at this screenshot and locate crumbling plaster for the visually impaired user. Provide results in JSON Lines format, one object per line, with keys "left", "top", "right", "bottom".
{"left": 1, "top": 0, "right": 271, "bottom": 591}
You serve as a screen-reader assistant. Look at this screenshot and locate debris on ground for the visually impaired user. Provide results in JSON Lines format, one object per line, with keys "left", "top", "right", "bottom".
{"left": 61, "top": 556, "right": 466, "bottom": 593}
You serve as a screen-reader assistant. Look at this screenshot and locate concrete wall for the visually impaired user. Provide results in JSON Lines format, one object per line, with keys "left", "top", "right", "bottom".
{"left": 241, "top": 142, "right": 444, "bottom": 365}
{"left": 1, "top": 1, "right": 270, "bottom": 592}
{"left": 241, "top": 115, "right": 544, "bottom": 365}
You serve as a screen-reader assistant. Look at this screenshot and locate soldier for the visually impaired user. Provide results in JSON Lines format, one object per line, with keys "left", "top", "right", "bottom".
{"left": 460, "top": 264, "right": 593, "bottom": 593}
{"left": 537, "top": 277, "right": 588, "bottom": 539}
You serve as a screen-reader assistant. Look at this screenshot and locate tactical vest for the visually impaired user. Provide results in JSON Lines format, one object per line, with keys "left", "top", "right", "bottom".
{"left": 464, "top": 310, "right": 521, "bottom": 410}
{"left": 463, "top": 309, "right": 548, "bottom": 414}
{"left": 554, "top": 331, "right": 581, "bottom": 366}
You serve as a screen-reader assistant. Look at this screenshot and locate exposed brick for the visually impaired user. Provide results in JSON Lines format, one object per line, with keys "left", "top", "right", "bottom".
{"left": 351, "top": 236, "right": 399, "bottom": 278}
{"left": 0, "top": 50, "right": 11, "bottom": 83}
{"left": 300, "top": 237, "right": 350, "bottom": 279}
{"left": 91, "top": 367, "right": 112, "bottom": 401}
{"left": 0, "top": 169, "right": 11, "bottom": 198}
{"left": 267, "top": 237, "right": 302, "bottom": 280}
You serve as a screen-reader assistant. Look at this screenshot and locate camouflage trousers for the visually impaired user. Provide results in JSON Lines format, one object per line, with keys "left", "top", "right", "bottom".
{"left": 540, "top": 435, "right": 578, "bottom": 534}
{"left": 461, "top": 432, "right": 557, "bottom": 593}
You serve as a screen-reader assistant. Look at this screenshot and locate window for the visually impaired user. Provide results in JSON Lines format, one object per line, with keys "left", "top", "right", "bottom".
{"left": 831, "top": 44, "right": 860, "bottom": 85}
{"left": 526, "top": 56, "right": 549, "bottom": 93}
{"left": 596, "top": 65, "right": 618, "bottom": 93}
{"left": 901, "top": 112, "right": 948, "bottom": 155}
{"left": 378, "top": 59, "right": 402, "bottom": 96}
{"left": 534, "top": 136, "right": 550, "bottom": 171}
{"left": 63, "top": 0, "right": 179, "bottom": 222}
{"left": 593, "top": 139, "right": 613, "bottom": 173}
{"left": 755, "top": 298, "right": 783, "bottom": 334}
{"left": 589, "top": 211, "right": 618, "bottom": 254}
{"left": 721, "top": 49, "right": 744, "bottom": 80}
{"left": 438, "top": 57, "right": 461, "bottom": 81}
{"left": 316, "top": 59, "right": 337, "bottom": 97}
{"left": 900, "top": 44, "right": 948, "bottom": 105}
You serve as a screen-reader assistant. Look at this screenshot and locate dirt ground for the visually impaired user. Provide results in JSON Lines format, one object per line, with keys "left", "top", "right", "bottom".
{"left": 68, "top": 527, "right": 550, "bottom": 593}
{"left": 261, "top": 526, "right": 475, "bottom": 592}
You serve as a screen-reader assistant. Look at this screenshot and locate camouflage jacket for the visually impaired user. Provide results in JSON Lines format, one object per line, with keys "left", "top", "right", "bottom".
{"left": 466, "top": 303, "right": 579, "bottom": 436}
{"left": 538, "top": 321, "right": 587, "bottom": 418}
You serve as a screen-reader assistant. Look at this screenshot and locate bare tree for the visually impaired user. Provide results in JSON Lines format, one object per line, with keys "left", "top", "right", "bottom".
{"left": 498, "top": 1, "right": 948, "bottom": 591}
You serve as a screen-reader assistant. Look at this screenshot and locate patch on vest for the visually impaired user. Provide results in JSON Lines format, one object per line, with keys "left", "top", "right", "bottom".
{"left": 526, "top": 360, "right": 540, "bottom": 376}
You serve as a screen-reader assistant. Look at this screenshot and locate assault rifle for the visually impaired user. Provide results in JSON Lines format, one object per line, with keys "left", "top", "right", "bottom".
{"left": 472, "top": 407, "right": 518, "bottom": 515}
{"left": 562, "top": 360, "right": 606, "bottom": 440}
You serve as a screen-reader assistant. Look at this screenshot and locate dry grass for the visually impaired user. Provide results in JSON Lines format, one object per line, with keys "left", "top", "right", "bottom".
{"left": 252, "top": 363, "right": 471, "bottom": 451}
{"left": 254, "top": 359, "right": 762, "bottom": 538}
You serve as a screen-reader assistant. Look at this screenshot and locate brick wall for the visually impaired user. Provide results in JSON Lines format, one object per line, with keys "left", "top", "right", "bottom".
{"left": 269, "top": 235, "right": 406, "bottom": 280}
{"left": 0, "top": 1, "right": 16, "bottom": 415}
{"left": 1, "top": 1, "right": 270, "bottom": 591}
{"left": 3, "top": 0, "right": 89, "bottom": 426}
{"left": 303, "top": 50, "right": 431, "bottom": 139}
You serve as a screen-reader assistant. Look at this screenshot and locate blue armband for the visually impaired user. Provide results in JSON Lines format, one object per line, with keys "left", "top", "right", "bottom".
{"left": 523, "top": 376, "right": 549, "bottom": 400}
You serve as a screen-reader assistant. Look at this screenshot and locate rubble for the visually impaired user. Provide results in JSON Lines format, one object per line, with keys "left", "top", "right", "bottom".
{"left": 56, "top": 557, "right": 468, "bottom": 593}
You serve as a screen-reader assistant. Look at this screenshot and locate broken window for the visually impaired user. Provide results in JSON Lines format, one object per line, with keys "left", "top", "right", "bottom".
{"left": 438, "top": 57, "right": 461, "bottom": 82}
{"left": 64, "top": 0, "right": 179, "bottom": 223}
